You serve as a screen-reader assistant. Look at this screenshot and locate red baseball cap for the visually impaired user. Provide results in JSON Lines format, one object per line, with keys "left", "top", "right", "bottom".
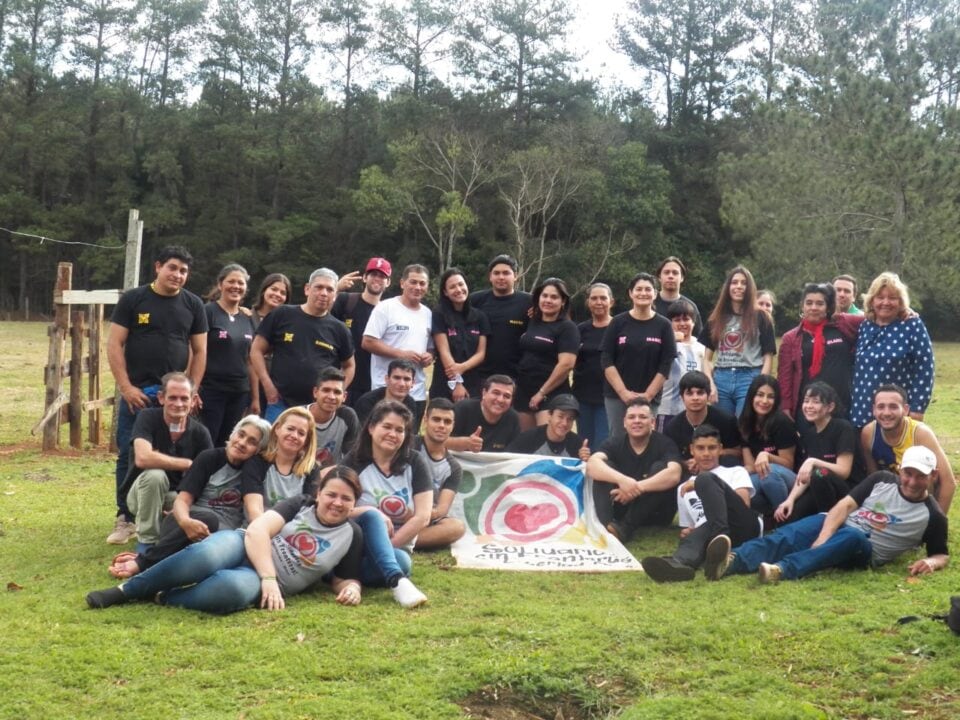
{"left": 364, "top": 257, "right": 392, "bottom": 277}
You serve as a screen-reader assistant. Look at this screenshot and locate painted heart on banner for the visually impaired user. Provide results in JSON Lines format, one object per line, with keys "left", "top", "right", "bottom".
{"left": 504, "top": 503, "right": 560, "bottom": 534}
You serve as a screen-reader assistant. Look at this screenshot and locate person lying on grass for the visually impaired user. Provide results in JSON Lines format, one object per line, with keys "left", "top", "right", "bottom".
{"left": 705, "top": 445, "right": 948, "bottom": 584}
{"left": 86, "top": 466, "right": 364, "bottom": 613}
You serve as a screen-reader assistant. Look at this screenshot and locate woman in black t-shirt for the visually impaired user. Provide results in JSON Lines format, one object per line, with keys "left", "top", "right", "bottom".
{"left": 430, "top": 268, "right": 490, "bottom": 401}
{"left": 573, "top": 283, "right": 614, "bottom": 447}
{"left": 200, "top": 264, "right": 257, "bottom": 446}
{"left": 600, "top": 272, "right": 676, "bottom": 435}
{"left": 516, "top": 278, "right": 580, "bottom": 429}
{"left": 248, "top": 273, "right": 292, "bottom": 417}
{"left": 738, "top": 375, "right": 797, "bottom": 515}
{"left": 774, "top": 382, "right": 857, "bottom": 525}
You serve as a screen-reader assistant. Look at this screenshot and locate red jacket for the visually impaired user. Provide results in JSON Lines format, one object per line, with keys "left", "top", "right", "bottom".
{"left": 778, "top": 313, "right": 863, "bottom": 418}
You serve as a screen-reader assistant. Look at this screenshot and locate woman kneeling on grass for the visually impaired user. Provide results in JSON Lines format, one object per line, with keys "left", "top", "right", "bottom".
{"left": 87, "top": 466, "right": 364, "bottom": 613}
{"left": 344, "top": 400, "right": 431, "bottom": 609}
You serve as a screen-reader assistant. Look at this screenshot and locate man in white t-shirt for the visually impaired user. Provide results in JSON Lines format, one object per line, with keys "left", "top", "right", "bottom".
{"left": 362, "top": 264, "right": 434, "bottom": 427}
{"left": 642, "top": 424, "right": 761, "bottom": 582}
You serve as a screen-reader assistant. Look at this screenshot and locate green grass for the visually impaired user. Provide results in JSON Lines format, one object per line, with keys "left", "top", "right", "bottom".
{"left": 1, "top": 321, "right": 959, "bottom": 719}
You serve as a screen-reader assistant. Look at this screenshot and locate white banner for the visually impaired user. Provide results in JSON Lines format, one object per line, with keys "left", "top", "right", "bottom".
{"left": 448, "top": 452, "right": 642, "bottom": 572}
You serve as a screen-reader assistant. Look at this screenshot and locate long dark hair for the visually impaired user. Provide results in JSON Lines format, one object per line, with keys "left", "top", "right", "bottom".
{"left": 349, "top": 400, "right": 415, "bottom": 476}
{"left": 739, "top": 374, "right": 782, "bottom": 442}
{"left": 708, "top": 265, "right": 760, "bottom": 348}
{"left": 532, "top": 277, "right": 571, "bottom": 321}
{"left": 253, "top": 273, "right": 292, "bottom": 314}
{"left": 438, "top": 267, "right": 482, "bottom": 333}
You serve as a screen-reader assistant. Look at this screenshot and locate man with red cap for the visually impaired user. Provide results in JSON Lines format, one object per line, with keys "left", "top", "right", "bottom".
{"left": 333, "top": 257, "right": 392, "bottom": 405}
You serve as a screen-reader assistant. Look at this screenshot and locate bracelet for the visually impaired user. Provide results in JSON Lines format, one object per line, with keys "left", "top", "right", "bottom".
{"left": 260, "top": 575, "right": 277, "bottom": 581}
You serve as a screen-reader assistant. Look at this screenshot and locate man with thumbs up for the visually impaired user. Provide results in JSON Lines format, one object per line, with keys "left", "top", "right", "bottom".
{"left": 448, "top": 375, "right": 521, "bottom": 452}
{"left": 507, "top": 394, "right": 591, "bottom": 461}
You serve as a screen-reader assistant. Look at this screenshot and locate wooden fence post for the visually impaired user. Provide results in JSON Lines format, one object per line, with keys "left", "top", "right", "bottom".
{"left": 43, "top": 263, "right": 72, "bottom": 451}
{"left": 88, "top": 303, "right": 104, "bottom": 446}
{"left": 69, "top": 309, "right": 85, "bottom": 449}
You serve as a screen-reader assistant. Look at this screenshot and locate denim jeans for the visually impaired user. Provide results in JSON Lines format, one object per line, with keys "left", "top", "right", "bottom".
{"left": 729, "top": 513, "right": 872, "bottom": 580}
{"left": 121, "top": 529, "right": 260, "bottom": 614}
{"left": 114, "top": 387, "right": 160, "bottom": 519}
{"left": 577, "top": 401, "right": 609, "bottom": 448}
{"left": 354, "top": 511, "right": 411, "bottom": 587}
{"left": 712, "top": 367, "right": 760, "bottom": 417}
{"left": 749, "top": 464, "right": 797, "bottom": 515}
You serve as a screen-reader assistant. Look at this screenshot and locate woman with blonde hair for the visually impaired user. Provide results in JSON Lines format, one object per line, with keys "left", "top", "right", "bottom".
{"left": 849, "top": 272, "right": 934, "bottom": 427}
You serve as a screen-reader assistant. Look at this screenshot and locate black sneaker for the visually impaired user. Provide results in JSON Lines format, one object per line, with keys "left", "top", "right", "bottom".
{"left": 642, "top": 556, "right": 696, "bottom": 583}
{"left": 86, "top": 586, "right": 129, "bottom": 609}
{"left": 703, "top": 534, "right": 733, "bottom": 581}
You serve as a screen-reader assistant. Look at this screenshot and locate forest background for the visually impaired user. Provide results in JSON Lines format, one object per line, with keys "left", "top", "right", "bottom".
{"left": 1, "top": 0, "right": 959, "bottom": 336}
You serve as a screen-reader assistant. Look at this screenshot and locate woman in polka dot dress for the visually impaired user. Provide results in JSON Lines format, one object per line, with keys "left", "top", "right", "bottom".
{"left": 849, "top": 273, "right": 934, "bottom": 427}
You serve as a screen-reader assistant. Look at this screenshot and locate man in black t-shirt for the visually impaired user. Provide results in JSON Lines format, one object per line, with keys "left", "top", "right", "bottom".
{"left": 353, "top": 359, "right": 418, "bottom": 424}
{"left": 251, "top": 267, "right": 355, "bottom": 421}
{"left": 664, "top": 371, "right": 741, "bottom": 475}
{"left": 332, "top": 257, "right": 392, "bottom": 405}
{"left": 107, "top": 245, "right": 208, "bottom": 545}
{"left": 507, "top": 394, "right": 591, "bottom": 460}
{"left": 469, "top": 254, "right": 531, "bottom": 383}
{"left": 448, "top": 375, "right": 521, "bottom": 452}
{"left": 586, "top": 398, "right": 683, "bottom": 541}
{"left": 119, "top": 373, "right": 213, "bottom": 551}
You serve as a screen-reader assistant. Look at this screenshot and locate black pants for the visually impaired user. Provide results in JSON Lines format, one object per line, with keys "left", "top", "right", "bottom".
{"left": 787, "top": 470, "right": 850, "bottom": 525}
{"left": 135, "top": 507, "right": 223, "bottom": 572}
{"left": 673, "top": 471, "right": 761, "bottom": 569}
{"left": 592, "top": 461, "right": 677, "bottom": 541}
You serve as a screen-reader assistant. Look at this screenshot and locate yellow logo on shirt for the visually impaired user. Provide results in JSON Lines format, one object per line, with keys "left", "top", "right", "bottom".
{"left": 138, "top": 313, "right": 150, "bottom": 325}
{"left": 509, "top": 319, "right": 524, "bottom": 325}
{"left": 283, "top": 333, "right": 294, "bottom": 342}
{"left": 345, "top": 319, "right": 353, "bottom": 328}
{"left": 315, "top": 340, "right": 334, "bottom": 350}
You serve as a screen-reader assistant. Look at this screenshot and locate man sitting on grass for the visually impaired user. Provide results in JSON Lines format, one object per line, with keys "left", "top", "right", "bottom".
{"left": 118, "top": 372, "right": 213, "bottom": 553}
{"left": 412, "top": 398, "right": 466, "bottom": 550}
{"left": 585, "top": 398, "right": 682, "bottom": 542}
{"left": 710, "top": 446, "right": 948, "bottom": 584}
{"left": 507, "top": 394, "right": 591, "bottom": 460}
{"left": 642, "top": 424, "right": 761, "bottom": 582}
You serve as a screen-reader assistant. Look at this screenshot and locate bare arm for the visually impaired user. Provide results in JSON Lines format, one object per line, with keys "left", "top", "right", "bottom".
{"left": 604, "top": 366, "right": 638, "bottom": 403}
{"left": 107, "top": 324, "right": 149, "bottom": 409}
{"left": 186, "top": 332, "right": 207, "bottom": 392}
{"left": 171, "top": 490, "right": 211, "bottom": 541}
{"left": 133, "top": 438, "right": 192, "bottom": 473}
{"left": 249, "top": 336, "right": 279, "bottom": 403}
{"left": 362, "top": 335, "right": 422, "bottom": 363}
{"left": 908, "top": 554, "right": 949, "bottom": 575}
{"left": 433, "top": 488, "right": 457, "bottom": 520}
{"left": 861, "top": 425, "right": 879, "bottom": 475}
{"left": 244, "top": 510, "right": 287, "bottom": 610}
{"left": 810, "top": 496, "right": 858, "bottom": 548}
{"left": 917, "top": 425, "right": 956, "bottom": 513}
{"left": 702, "top": 349, "right": 718, "bottom": 402}
{"left": 760, "top": 352, "right": 773, "bottom": 375}
{"left": 390, "top": 490, "right": 433, "bottom": 549}
{"left": 243, "top": 492, "right": 265, "bottom": 524}
{"left": 341, "top": 355, "right": 356, "bottom": 389}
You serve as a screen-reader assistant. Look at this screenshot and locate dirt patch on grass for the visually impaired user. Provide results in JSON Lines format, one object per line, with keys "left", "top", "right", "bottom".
{"left": 459, "top": 682, "right": 623, "bottom": 720}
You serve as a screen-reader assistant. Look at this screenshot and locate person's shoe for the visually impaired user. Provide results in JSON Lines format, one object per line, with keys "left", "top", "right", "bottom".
{"left": 642, "top": 556, "right": 696, "bottom": 583}
{"left": 392, "top": 577, "right": 428, "bottom": 609}
{"left": 86, "top": 586, "right": 129, "bottom": 609}
{"left": 106, "top": 517, "right": 137, "bottom": 545}
{"left": 758, "top": 562, "right": 782, "bottom": 584}
{"left": 703, "top": 534, "right": 733, "bottom": 581}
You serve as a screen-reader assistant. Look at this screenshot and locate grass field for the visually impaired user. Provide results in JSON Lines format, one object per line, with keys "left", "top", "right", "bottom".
{"left": 1, "top": 321, "right": 958, "bottom": 720}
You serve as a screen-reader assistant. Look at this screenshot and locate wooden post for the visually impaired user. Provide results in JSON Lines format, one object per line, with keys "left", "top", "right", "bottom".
{"left": 88, "top": 303, "right": 104, "bottom": 446}
{"left": 69, "top": 310, "right": 84, "bottom": 449}
{"left": 43, "top": 263, "right": 72, "bottom": 451}
{"left": 111, "top": 208, "right": 144, "bottom": 452}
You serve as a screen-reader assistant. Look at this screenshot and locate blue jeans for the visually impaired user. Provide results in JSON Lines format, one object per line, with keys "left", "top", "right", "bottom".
{"left": 264, "top": 400, "right": 288, "bottom": 424}
{"left": 121, "top": 530, "right": 261, "bottom": 614}
{"left": 749, "top": 464, "right": 797, "bottom": 514}
{"left": 114, "top": 386, "right": 160, "bottom": 519}
{"left": 577, "top": 401, "right": 609, "bottom": 448}
{"left": 729, "top": 513, "right": 872, "bottom": 580}
{"left": 712, "top": 367, "right": 760, "bottom": 417}
{"left": 354, "top": 511, "right": 411, "bottom": 587}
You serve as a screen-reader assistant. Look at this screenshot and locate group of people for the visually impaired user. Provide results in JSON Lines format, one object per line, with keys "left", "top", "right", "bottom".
{"left": 87, "top": 245, "right": 951, "bottom": 615}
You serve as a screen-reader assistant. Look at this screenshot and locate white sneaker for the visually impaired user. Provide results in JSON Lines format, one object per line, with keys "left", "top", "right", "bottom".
{"left": 106, "top": 517, "right": 137, "bottom": 545}
{"left": 391, "top": 577, "right": 427, "bottom": 609}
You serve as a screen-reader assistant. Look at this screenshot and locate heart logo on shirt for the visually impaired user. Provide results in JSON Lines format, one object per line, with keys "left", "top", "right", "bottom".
{"left": 380, "top": 495, "right": 406, "bottom": 518}
{"left": 503, "top": 503, "right": 560, "bottom": 534}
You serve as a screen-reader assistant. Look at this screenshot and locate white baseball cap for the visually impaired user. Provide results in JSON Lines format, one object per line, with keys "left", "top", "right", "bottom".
{"left": 901, "top": 446, "right": 937, "bottom": 475}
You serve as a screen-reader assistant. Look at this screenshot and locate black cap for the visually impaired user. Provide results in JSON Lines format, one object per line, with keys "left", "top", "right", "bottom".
{"left": 547, "top": 394, "right": 579, "bottom": 415}
{"left": 488, "top": 254, "right": 518, "bottom": 272}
